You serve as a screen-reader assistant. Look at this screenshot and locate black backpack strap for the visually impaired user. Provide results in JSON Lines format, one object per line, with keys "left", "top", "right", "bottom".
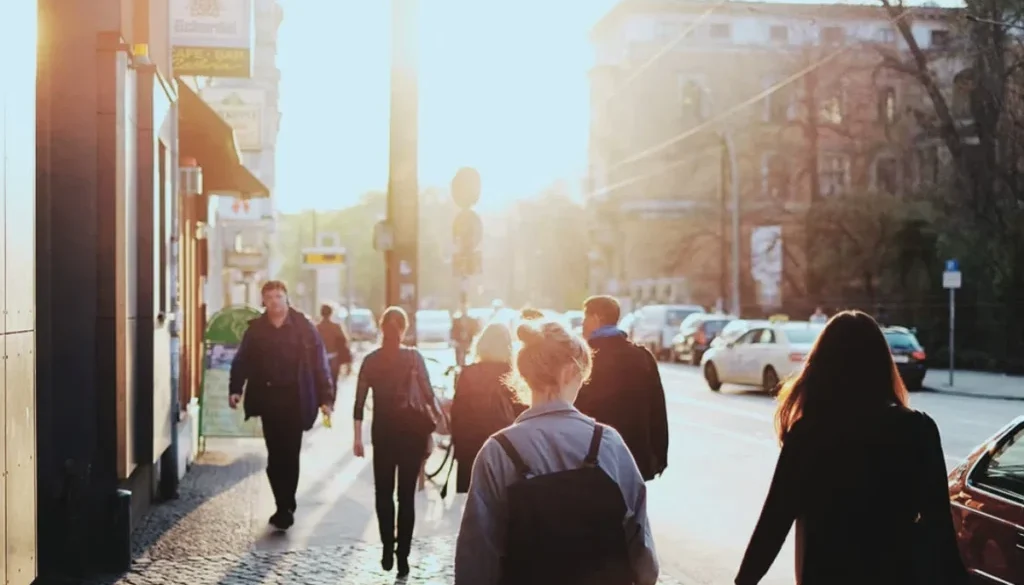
{"left": 584, "top": 423, "right": 604, "bottom": 468}
{"left": 493, "top": 433, "right": 531, "bottom": 478}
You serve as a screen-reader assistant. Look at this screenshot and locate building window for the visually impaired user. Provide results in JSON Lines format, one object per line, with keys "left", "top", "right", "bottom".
{"left": 680, "top": 78, "right": 705, "bottom": 121}
{"left": 710, "top": 23, "right": 732, "bottom": 39}
{"left": 819, "top": 85, "right": 846, "bottom": 124}
{"left": 763, "top": 153, "right": 790, "bottom": 199}
{"left": 876, "top": 27, "right": 897, "bottom": 44}
{"left": 878, "top": 87, "right": 897, "bottom": 125}
{"left": 763, "top": 76, "right": 795, "bottom": 122}
{"left": 819, "top": 154, "right": 850, "bottom": 197}
{"left": 918, "top": 146, "right": 939, "bottom": 185}
{"left": 930, "top": 29, "right": 950, "bottom": 48}
{"left": 821, "top": 26, "right": 846, "bottom": 46}
{"left": 952, "top": 69, "right": 974, "bottom": 119}
{"left": 874, "top": 157, "right": 899, "bottom": 194}
{"left": 769, "top": 25, "right": 789, "bottom": 43}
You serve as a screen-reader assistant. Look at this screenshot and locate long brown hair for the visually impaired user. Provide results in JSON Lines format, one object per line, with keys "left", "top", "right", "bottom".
{"left": 774, "top": 310, "right": 909, "bottom": 444}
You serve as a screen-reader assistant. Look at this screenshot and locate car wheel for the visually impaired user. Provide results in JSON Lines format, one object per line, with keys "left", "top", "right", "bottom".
{"left": 906, "top": 375, "right": 925, "bottom": 392}
{"left": 690, "top": 350, "right": 702, "bottom": 366}
{"left": 763, "top": 366, "right": 780, "bottom": 395}
{"left": 705, "top": 362, "right": 722, "bottom": 391}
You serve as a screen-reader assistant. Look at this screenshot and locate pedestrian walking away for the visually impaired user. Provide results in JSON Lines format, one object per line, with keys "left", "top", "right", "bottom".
{"left": 735, "top": 310, "right": 969, "bottom": 585}
{"left": 353, "top": 306, "right": 439, "bottom": 578}
{"left": 450, "top": 321, "right": 526, "bottom": 494}
{"left": 575, "top": 295, "right": 669, "bottom": 481}
{"left": 455, "top": 319, "right": 659, "bottom": 585}
{"left": 316, "top": 303, "right": 353, "bottom": 397}
{"left": 228, "top": 280, "right": 335, "bottom": 532}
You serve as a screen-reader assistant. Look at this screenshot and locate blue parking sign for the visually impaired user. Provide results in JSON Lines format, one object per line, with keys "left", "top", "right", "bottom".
{"left": 945, "top": 259, "right": 959, "bottom": 272}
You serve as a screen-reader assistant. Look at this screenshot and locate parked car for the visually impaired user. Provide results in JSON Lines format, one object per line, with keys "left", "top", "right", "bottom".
{"left": 416, "top": 309, "right": 453, "bottom": 344}
{"left": 673, "top": 314, "right": 736, "bottom": 365}
{"left": 709, "top": 319, "right": 760, "bottom": 350}
{"left": 701, "top": 316, "right": 825, "bottom": 393}
{"left": 334, "top": 306, "right": 377, "bottom": 343}
{"left": 947, "top": 416, "right": 1024, "bottom": 584}
{"left": 618, "top": 310, "right": 641, "bottom": 341}
{"left": 882, "top": 326, "right": 928, "bottom": 390}
{"left": 633, "top": 304, "right": 705, "bottom": 361}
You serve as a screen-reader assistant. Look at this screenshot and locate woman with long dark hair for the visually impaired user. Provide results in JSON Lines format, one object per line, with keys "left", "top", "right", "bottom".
{"left": 450, "top": 322, "right": 526, "bottom": 493}
{"left": 353, "top": 306, "right": 434, "bottom": 577}
{"left": 735, "top": 310, "right": 968, "bottom": 585}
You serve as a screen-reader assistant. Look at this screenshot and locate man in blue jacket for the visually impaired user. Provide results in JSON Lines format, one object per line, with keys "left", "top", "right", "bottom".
{"left": 229, "top": 280, "right": 335, "bottom": 530}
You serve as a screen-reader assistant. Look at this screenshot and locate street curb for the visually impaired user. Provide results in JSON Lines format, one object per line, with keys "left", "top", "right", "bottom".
{"left": 922, "top": 386, "right": 1024, "bottom": 402}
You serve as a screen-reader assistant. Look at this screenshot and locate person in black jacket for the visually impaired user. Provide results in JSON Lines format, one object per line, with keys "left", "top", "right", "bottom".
{"left": 228, "top": 280, "right": 335, "bottom": 531}
{"left": 316, "top": 304, "right": 352, "bottom": 395}
{"left": 450, "top": 322, "right": 526, "bottom": 493}
{"left": 735, "top": 310, "right": 969, "bottom": 585}
{"left": 575, "top": 295, "right": 669, "bottom": 481}
{"left": 352, "top": 306, "right": 435, "bottom": 578}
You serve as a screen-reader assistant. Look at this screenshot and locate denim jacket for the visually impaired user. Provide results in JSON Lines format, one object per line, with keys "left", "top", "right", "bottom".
{"left": 454, "top": 400, "right": 660, "bottom": 585}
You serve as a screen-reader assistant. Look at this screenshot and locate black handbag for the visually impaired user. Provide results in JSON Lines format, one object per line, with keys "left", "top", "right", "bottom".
{"left": 397, "top": 349, "right": 441, "bottom": 436}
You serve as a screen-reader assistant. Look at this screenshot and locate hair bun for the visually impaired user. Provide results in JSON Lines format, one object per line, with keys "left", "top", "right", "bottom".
{"left": 516, "top": 322, "right": 545, "bottom": 346}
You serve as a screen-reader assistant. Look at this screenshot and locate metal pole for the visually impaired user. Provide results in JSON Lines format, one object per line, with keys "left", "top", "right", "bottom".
{"left": 345, "top": 248, "right": 353, "bottom": 331}
{"left": 386, "top": 0, "right": 420, "bottom": 343}
{"left": 721, "top": 131, "right": 742, "bottom": 317}
{"left": 949, "top": 288, "right": 955, "bottom": 387}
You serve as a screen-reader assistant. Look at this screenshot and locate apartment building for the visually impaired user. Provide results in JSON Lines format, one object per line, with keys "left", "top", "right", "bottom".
{"left": 587, "top": 0, "right": 957, "bottom": 315}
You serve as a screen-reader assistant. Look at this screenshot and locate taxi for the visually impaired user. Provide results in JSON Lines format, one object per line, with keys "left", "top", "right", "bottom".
{"left": 700, "top": 315, "right": 825, "bottom": 393}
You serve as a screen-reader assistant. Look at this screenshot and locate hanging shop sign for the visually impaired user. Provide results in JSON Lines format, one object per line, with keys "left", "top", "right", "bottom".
{"left": 171, "top": 0, "right": 254, "bottom": 78}
{"left": 201, "top": 88, "right": 264, "bottom": 150}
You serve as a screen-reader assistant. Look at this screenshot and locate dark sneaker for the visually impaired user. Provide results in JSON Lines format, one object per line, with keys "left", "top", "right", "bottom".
{"left": 381, "top": 546, "right": 394, "bottom": 572}
{"left": 397, "top": 555, "right": 410, "bottom": 578}
{"left": 269, "top": 510, "right": 294, "bottom": 531}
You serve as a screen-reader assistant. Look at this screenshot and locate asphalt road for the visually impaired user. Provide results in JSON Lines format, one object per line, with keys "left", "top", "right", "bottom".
{"left": 409, "top": 346, "right": 1014, "bottom": 585}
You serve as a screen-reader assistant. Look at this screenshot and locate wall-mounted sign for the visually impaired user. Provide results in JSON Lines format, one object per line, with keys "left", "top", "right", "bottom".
{"left": 201, "top": 88, "right": 264, "bottom": 150}
{"left": 171, "top": 0, "right": 253, "bottom": 78}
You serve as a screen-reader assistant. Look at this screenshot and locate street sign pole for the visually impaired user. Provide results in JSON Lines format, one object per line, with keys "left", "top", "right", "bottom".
{"left": 943, "top": 259, "right": 962, "bottom": 387}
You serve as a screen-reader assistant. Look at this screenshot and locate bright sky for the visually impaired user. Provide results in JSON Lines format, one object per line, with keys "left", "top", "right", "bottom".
{"left": 275, "top": 0, "right": 617, "bottom": 213}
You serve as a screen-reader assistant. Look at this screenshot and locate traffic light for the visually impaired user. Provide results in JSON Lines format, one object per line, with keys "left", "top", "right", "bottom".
{"left": 451, "top": 167, "right": 482, "bottom": 279}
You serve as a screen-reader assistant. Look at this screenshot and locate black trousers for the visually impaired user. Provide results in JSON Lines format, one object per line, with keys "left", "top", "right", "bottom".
{"left": 262, "top": 401, "right": 303, "bottom": 513}
{"left": 372, "top": 433, "right": 426, "bottom": 557}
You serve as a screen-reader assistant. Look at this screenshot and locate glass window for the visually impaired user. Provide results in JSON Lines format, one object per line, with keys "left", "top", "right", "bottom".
{"left": 710, "top": 23, "right": 732, "bottom": 39}
{"left": 769, "top": 25, "right": 788, "bottom": 43}
{"left": 680, "top": 79, "right": 704, "bottom": 121}
{"left": 878, "top": 87, "right": 897, "bottom": 125}
{"left": 667, "top": 309, "right": 700, "bottom": 327}
{"left": 758, "top": 329, "right": 776, "bottom": 344}
{"left": 973, "top": 427, "right": 1024, "bottom": 501}
{"left": 930, "top": 29, "right": 950, "bottom": 48}
{"left": 875, "top": 157, "right": 899, "bottom": 194}
{"left": 763, "top": 153, "right": 790, "bottom": 199}
{"left": 703, "top": 320, "right": 731, "bottom": 336}
{"left": 736, "top": 329, "right": 762, "bottom": 345}
{"left": 820, "top": 154, "right": 850, "bottom": 197}
{"left": 884, "top": 331, "right": 921, "bottom": 350}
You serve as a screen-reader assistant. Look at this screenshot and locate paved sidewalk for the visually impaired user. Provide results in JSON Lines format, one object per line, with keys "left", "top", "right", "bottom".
{"left": 924, "top": 369, "right": 1024, "bottom": 401}
{"left": 87, "top": 376, "right": 691, "bottom": 584}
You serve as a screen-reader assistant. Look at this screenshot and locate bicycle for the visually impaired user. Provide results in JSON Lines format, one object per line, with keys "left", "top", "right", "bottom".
{"left": 423, "top": 359, "right": 459, "bottom": 492}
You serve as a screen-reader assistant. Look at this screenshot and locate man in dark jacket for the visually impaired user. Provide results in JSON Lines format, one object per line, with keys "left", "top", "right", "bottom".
{"left": 229, "top": 280, "right": 335, "bottom": 530}
{"left": 574, "top": 295, "right": 669, "bottom": 481}
{"left": 316, "top": 303, "right": 353, "bottom": 396}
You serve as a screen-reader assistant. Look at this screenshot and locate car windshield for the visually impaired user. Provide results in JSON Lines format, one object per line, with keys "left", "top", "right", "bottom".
{"left": 885, "top": 331, "right": 921, "bottom": 350}
{"left": 349, "top": 314, "right": 372, "bottom": 326}
{"left": 783, "top": 325, "right": 824, "bottom": 344}
{"left": 666, "top": 309, "right": 701, "bottom": 327}
{"left": 703, "top": 320, "right": 731, "bottom": 336}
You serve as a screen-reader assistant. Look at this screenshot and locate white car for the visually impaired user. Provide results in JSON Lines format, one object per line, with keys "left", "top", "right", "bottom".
{"left": 416, "top": 310, "right": 453, "bottom": 344}
{"left": 700, "top": 319, "right": 825, "bottom": 393}
{"left": 563, "top": 310, "right": 584, "bottom": 336}
{"left": 632, "top": 304, "right": 705, "bottom": 361}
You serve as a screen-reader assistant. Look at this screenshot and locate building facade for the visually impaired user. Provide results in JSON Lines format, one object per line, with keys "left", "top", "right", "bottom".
{"left": 204, "top": 0, "right": 284, "bottom": 313}
{"left": 587, "top": 0, "right": 956, "bottom": 316}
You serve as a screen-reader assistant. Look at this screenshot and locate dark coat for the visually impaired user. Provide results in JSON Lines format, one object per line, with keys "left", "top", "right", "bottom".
{"left": 316, "top": 320, "right": 352, "bottom": 367}
{"left": 574, "top": 333, "right": 669, "bottom": 481}
{"left": 450, "top": 361, "right": 524, "bottom": 493}
{"left": 735, "top": 407, "right": 969, "bottom": 585}
{"left": 228, "top": 308, "right": 335, "bottom": 431}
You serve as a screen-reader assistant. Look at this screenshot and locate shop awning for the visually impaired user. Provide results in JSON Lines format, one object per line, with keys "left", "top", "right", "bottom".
{"left": 177, "top": 79, "right": 270, "bottom": 199}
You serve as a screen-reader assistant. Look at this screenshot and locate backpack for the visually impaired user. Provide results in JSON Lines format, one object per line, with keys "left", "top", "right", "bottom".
{"left": 493, "top": 423, "right": 634, "bottom": 585}
{"left": 394, "top": 349, "right": 442, "bottom": 437}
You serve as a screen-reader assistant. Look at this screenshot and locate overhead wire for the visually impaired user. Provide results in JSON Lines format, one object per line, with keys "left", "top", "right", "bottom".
{"left": 592, "top": 5, "right": 919, "bottom": 199}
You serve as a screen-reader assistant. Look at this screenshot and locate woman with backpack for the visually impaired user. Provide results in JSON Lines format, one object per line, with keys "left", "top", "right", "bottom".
{"left": 353, "top": 306, "right": 436, "bottom": 578}
{"left": 454, "top": 319, "right": 659, "bottom": 585}
{"left": 735, "top": 310, "right": 968, "bottom": 585}
{"left": 450, "top": 322, "right": 526, "bottom": 494}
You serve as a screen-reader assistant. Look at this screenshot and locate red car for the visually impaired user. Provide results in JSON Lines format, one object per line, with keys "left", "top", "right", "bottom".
{"left": 948, "top": 416, "right": 1024, "bottom": 584}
